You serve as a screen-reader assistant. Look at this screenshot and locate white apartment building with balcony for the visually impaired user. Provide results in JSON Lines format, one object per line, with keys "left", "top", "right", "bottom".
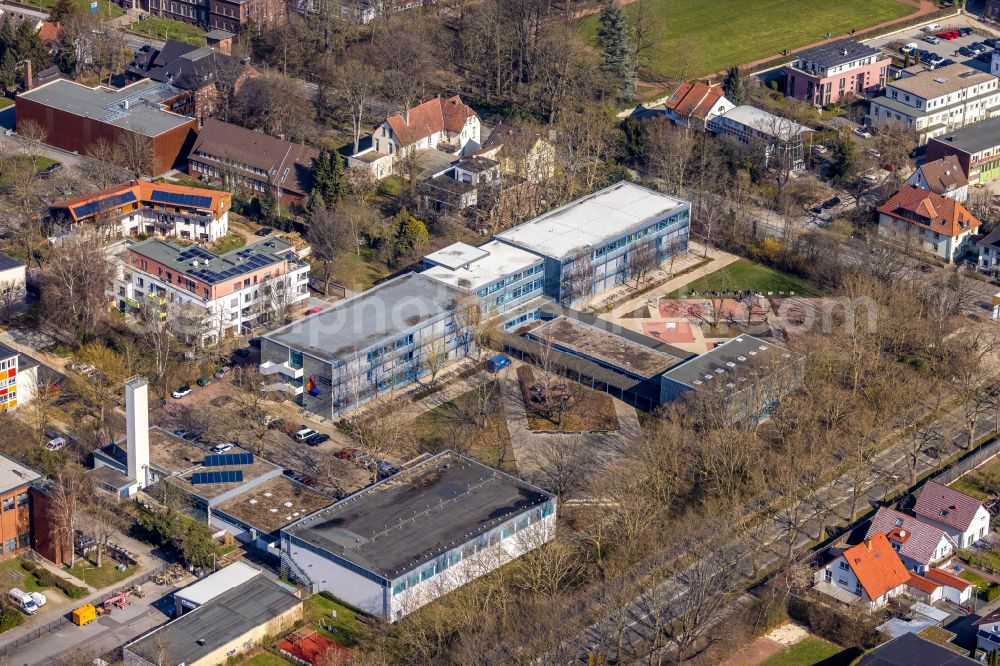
{"left": 114, "top": 237, "right": 309, "bottom": 346}
{"left": 869, "top": 64, "right": 1000, "bottom": 144}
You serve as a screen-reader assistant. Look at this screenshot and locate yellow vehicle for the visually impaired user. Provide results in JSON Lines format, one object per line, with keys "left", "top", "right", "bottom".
{"left": 72, "top": 604, "right": 96, "bottom": 626}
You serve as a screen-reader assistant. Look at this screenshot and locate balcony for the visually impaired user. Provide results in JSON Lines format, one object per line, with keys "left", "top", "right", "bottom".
{"left": 262, "top": 380, "right": 304, "bottom": 395}
{"left": 260, "top": 360, "right": 304, "bottom": 379}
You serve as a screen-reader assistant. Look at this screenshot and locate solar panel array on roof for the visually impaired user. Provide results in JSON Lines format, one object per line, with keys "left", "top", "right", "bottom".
{"left": 71, "top": 191, "right": 138, "bottom": 219}
{"left": 176, "top": 246, "right": 215, "bottom": 263}
{"left": 191, "top": 470, "right": 243, "bottom": 485}
{"left": 204, "top": 452, "right": 253, "bottom": 467}
{"left": 149, "top": 190, "right": 213, "bottom": 209}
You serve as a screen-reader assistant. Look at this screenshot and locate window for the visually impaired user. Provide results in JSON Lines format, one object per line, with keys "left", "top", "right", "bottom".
{"left": 17, "top": 533, "right": 27, "bottom": 548}
{"left": 838, "top": 561, "right": 849, "bottom": 571}
{"left": 2, "top": 497, "right": 12, "bottom": 512}
{"left": 15, "top": 492, "right": 27, "bottom": 507}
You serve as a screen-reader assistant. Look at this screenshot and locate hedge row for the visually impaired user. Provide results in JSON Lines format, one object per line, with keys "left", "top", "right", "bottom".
{"left": 788, "top": 595, "right": 887, "bottom": 649}
{"left": 21, "top": 560, "right": 87, "bottom": 599}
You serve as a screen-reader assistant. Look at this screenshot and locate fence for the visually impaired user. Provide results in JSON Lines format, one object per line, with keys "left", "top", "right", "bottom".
{"left": 0, "top": 562, "right": 169, "bottom": 658}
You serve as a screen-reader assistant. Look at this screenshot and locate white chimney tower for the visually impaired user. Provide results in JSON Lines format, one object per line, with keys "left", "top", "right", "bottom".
{"left": 126, "top": 376, "right": 150, "bottom": 488}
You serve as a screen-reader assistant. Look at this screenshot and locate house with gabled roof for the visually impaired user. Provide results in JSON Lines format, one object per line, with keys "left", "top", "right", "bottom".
{"left": 877, "top": 185, "right": 982, "bottom": 263}
{"left": 913, "top": 480, "right": 991, "bottom": 549}
{"left": 349, "top": 96, "right": 481, "bottom": 181}
{"left": 906, "top": 155, "right": 969, "bottom": 202}
{"left": 662, "top": 81, "right": 734, "bottom": 129}
{"left": 925, "top": 567, "right": 974, "bottom": 605}
{"left": 864, "top": 507, "right": 954, "bottom": 574}
{"left": 815, "top": 532, "right": 913, "bottom": 610}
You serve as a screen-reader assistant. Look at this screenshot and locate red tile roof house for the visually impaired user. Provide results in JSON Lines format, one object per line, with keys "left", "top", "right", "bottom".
{"left": 864, "top": 507, "right": 955, "bottom": 575}
{"left": 876, "top": 185, "right": 982, "bottom": 263}
{"left": 925, "top": 567, "right": 975, "bottom": 606}
{"left": 782, "top": 39, "right": 888, "bottom": 107}
{"left": 661, "top": 81, "right": 735, "bottom": 130}
{"left": 814, "top": 532, "right": 916, "bottom": 610}
{"left": 913, "top": 480, "right": 991, "bottom": 549}
{"left": 348, "top": 95, "right": 481, "bottom": 181}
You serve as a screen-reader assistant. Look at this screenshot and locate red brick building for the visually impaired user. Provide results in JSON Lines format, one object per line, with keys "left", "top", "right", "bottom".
{"left": 0, "top": 454, "right": 40, "bottom": 563}
{"left": 16, "top": 79, "right": 198, "bottom": 177}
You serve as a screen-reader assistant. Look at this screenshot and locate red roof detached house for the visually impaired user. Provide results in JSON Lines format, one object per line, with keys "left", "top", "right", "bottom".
{"left": 876, "top": 185, "right": 982, "bottom": 263}
{"left": 663, "top": 81, "right": 735, "bottom": 128}
{"left": 844, "top": 533, "right": 912, "bottom": 603}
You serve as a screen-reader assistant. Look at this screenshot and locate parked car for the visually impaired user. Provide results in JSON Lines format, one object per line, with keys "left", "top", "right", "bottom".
{"left": 174, "top": 429, "right": 202, "bottom": 441}
{"left": 294, "top": 427, "right": 318, "bottom": 442}
{"left": 862, "top": 173, "right": 879, "bottom": 185}
{"left": 853, "top": 127, "right": 871, "bottom": 139}
{"left": 486, "top": 354, "right": 512, "bottom": 373}
{"left": 305, "top": 432, "right": 330, "bottom": 446}
{"left": 234, "top": 348, "right": 251, "bottom": 358}
{"left": 921, "top": 23, "right": 941, "bottom": 32}
{"left": 958, "top": 27, "right": 974, "bottom": 37}
{"left": 9, "top": 589, "right": 37, "bottom": 615}
{"left": 923, "top": 35, "right": 941, "bottom": 44}
{"left": 211, "top": 442, "right": 234, "bottom": 454}
{"left": 171, "top": 385, "right": 191, "bottom": 399}
{"left": 812, "top": 144, "right": 829, "bottom": 155}
{"left": 28, "top": 592, "right": 46, "bottom": 608}
{"left": 255, "top": 227, "right": 273, "bottom": 237}
{"left": 266, "top": 417, "right": 285, "bottom": 431}
{"left": 936, "top": 58, "right": 956, "bottom": 67}
{"left": 984, "top": 37, "right": 1000, "bottom": 47}
{"left": 336, "top": 447, "right": 358, "bottom": 459}
{"left": 821, "top": 197, "right": 841, "bottom": 210}
{"left": 214, "top": 366, "right": 231, "bottom": 379}
{"left": 196, "top": 375, "right": 211, "bottom": 387}
{"left": 37, "top": 162, "right": 62, "bottom": 178}
{"left": 936, "top": 31, "right": 951, "bottom": 40}
{"left": 959, "top": 46, "right": 975, "bottom": 57}
{"left": 44, "top": 436, "right": 66, "bottom": 451}
{"left": 306, "top": 306, "right": 325, "bottom": 315}
{"left": 926, "top": 53, "right": 944, "bottom": 64}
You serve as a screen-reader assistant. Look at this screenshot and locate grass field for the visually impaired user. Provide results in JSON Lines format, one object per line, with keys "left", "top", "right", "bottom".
{"left": 67, "top": 560, "right": 137, "bottom": 589}
{"left": 304, "top": 593, "right": 370, "bottom": 648}
{"left": 237, "top": 652, "right": 292, "bottom": 666}
{"left": 0, "top": 98, "right": 13, "bottom": 111}
{"left": 206, "top": 233, "right": 247, "bottom": 255}
{"left": 761, "top": 637, "right": 846, "bottom": 666}
{"left": 671, "top": 259, "right": 819, "bottom": 297}
{"left": 951, "top": 459, "right": 1000, "bottom": 501}
{"left": 132, "top": 17, "right": 207, "bottom": 46}
{"left": 19, "top": 0, "right": 125, "bottom": 17}
{"left": 960, "top": 568, "right": 992, "bottom": 593}
{"left": 578, "top": 0, "right": 917, "bottom": 80}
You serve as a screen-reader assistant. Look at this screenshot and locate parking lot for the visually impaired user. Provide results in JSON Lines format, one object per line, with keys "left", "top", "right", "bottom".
{"left": 864, "top": 15, "right": 999, "bottom": 73}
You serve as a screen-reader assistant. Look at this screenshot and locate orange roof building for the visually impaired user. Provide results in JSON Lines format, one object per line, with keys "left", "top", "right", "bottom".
{"left": 877, "top": 185, "right": 982, "bottom": 263}
{"left": 663, "top": 81, "right": 734, "bottom": 128}
{"left": 818, "top": 532, "right": 911, "bottom": 609}
{"left": 374, "top": 95, "right": 480, "bottom": 157}
{"left": 48, "top": 180, "right": 231, "bottom": 242}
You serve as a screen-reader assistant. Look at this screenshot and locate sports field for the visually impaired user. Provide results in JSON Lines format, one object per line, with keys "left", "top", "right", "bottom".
{"left": 578, "top": 0, "right": 918, "bottom": 80}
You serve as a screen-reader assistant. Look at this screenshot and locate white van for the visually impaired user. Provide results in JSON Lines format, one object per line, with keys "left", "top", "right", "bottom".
{"left": 922, "top": 23, "right": 941, "bottom": 32}
{"left": 900, "top": 42, "right": 919, "bottom": 54}
{"left": 9, "top": 588, "right": 38, "bottom": 615}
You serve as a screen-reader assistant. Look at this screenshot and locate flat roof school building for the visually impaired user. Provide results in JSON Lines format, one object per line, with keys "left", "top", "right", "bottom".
{"left": 496, "top": 181, "right": 690, "bottom": 304}
{"left": 280, "top": 451, "right": 556, "bottom": 622}
{"left": 16, "top": 79, "right": 198, "bottom": 177}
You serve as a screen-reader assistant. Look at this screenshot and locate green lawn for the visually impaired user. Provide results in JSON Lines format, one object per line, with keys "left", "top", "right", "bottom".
{"left": 132, "top": 17, "right": 207, "bottom": 46}
{"left": 0, "top": 98, "right": 13, "bottom": 111}
{"left": 20, "top": 0, "right": 124, "bottom": 17}
{"left": 66, "top": 560, "right": 137, "bottom": 589}
{"left": 950, "top": 460, "right": 1000, "bottom": 501}
{"left": 236, "top": 652, "right": 292, "bottom": 666}
{"left": 671, "top": 259, "right": 819, "bottom": 297}
{"left": 0, "top": 155, "right": 57, "bottom": 187}
{"left": 960, "top": 569, "right": 992, "bottom": 593}
{"left": 578, "top": 0, "right": 917, "bottom": 79}
{"left": 761, "top": 637, "right": 845, "bottom": 666}
{"left": 0, "top": 560, "right": 42, "bottom": 594}
{"left": 329, "top": 246, "right": 391, "bottom": 291}
{"left": 207, "top": 233, "right": 247, "bottom": 255}
{"left": 304, "top": 593, "right": 369, "bottom": 648}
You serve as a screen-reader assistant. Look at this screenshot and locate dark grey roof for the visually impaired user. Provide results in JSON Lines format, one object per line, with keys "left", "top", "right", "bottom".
{"left": 283, "top": 451, "right": 553, "bottom": 580}
{"left": 264, "top": 272, "right": 465, "bottom": 361}
{"left": 205, "top": 29, "right": 235, "bottom": 40}
{"left": 796, "top": 39, "right": 882, "bottom": 68}
{"left": 0, "top": 252, "right": 24, "bottom": 272}
{"left": 856, "top": 632, "right": 978, "bottom": 665}
{"left": 97, "top": 443, "right": 128, "bottom": 468}
{"left": 929, "top": 116, "right": 1000, "bottom": 155}
{"left": 90, "top": 465, "right": 134, "bottom": 490}
{"left": 130, "top": 237, "right": 295, "bottom": 286}
{"left": 662, "top": 335, "right": 801, "bottom": 390}
{"left": 125, "top": 576, "right": 300, "bottom": 665}
{"left": 0, "top": 343, "right": 37, "bottom": 372}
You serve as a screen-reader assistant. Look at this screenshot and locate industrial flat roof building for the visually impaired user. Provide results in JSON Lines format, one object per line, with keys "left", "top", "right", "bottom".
{"left": 16, "top": 79, "right": 198, "bottom": 176}
{"left": 124, "top": 575, "right": 302, "bottom": 666}
{"left": 281, "top": 451, "right": 556, "bottom": 621}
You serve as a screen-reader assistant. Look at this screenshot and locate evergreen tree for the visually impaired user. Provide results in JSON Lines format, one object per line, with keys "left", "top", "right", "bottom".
{"left": 14, "top": 21, "right": 49, "bottom": 79}
{"left": 597, "top": 0, "right": 637, "bottom": 101}
{"left": 989, "top": 648, "right": 999, "bottom": 666}
{"left": 0, "top": 50, "right": 18, "bottom": 92}
{"left": 394, "top": 208, "right": 428, "bottom": 258}
{"left": 722, "top": 65, "right": 747, "bottom": 106}
{"left": 310, "top": 148, "right": 345, "bottom": 210}
{"left": 830, "top": 136, "right": 856, "bottom": 182}
{"left": 49, "top": 0, "right": 79, "bottom": 23}
{"left": 0, "top": 16, "right": 15, "bottom": 63}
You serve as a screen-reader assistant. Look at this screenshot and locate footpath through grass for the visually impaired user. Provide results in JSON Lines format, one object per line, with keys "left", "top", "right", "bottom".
{"left": 671, "top": 259, "right": 819, "bottom": 297}
{"left": 761, "top": 636, "right": 847, "bottom": 666}
{"left": 578, "top": 0, "right": 916, "bottom": 80}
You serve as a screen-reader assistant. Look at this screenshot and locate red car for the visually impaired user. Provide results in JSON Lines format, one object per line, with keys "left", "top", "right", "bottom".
{"left": 335, "top": 447, "right": 358, "bottom": 460}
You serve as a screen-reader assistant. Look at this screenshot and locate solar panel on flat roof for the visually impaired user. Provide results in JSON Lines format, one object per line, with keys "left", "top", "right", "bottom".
{"left": 204, "top": 452, "right": 253, "bottom": 467}
{"left": 191, "top": 470, "right": 244, "bottom": 485}
{"left": 150, "top": 190, "right": 213, "bottom": 209}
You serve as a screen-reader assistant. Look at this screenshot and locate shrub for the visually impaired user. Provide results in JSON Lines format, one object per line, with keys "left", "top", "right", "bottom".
{"left": 32, "top": 568, "right": 87, "bottom": 598}
{"left": 0, "top": 600, "right": 24, "bottom": 633}
{"left": 985, "top": 583, "right": 1000, "bottom": 603}
{"left": 788, "top": 595, "right": 886, "bottom": 649}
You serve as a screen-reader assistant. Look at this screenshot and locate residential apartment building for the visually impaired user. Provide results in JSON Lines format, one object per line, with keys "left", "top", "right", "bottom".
{"left": 49, "top": 180, "right": 231, "bottom": 242}
{"left": 904, "top": 155, "right": 969, "bottom": 202}
{"left": 0, "top": 344, "right": 41, "bottom": 412}
{"left": 422, "top": 240, "right": 545, "bottom": 322}
{"left": 116, "top": 237, "right": 309, "bottom": 345}
{"left": 877, "top": 185, "right": 982, "bottom": 262}
{"left": 662, "top": 81, "right": 734, "bottom": 128}
{"left": 913, "top": 480, "right": 991, "bottom": 548}
{"left": 189, "top": 119, "right": 319, "bottom": 206}
{"left": 868, "top": 64, "right": 1000, "bottom": 145}
{"left": 496, "top": 181, "right": 691, "bottom": 305}
{"left": 783, "top": 39, "right": 887, "bottom": 107}
{"left": 707, "top": 105, "right": 814, "bottom": 170}
{"left": 349, "top": 95, "right": 480, "bottom": 181}
{"left": 0, "top": 454, "right": 39, "bottom": 563}
{"left": 281, "top": 451, "right": 556, "bottom": 622}
{"left": 260, "top": 272, "right": 473, "bottom": 416}
{"left": 926, "top": 116, "right": 1000, "bottom": 185}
